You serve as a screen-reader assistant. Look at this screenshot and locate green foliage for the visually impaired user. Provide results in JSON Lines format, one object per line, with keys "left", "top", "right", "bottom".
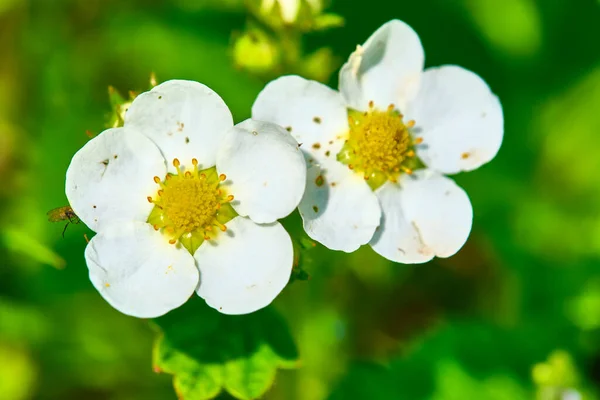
{"left": 153, "top": 298, "right": 299, "bottom": 399}
{"left": 236, "top": 0, "right": 343, "bottom": 81}
{"left": 1, "top": 0, "right": 600, "bottom": 399}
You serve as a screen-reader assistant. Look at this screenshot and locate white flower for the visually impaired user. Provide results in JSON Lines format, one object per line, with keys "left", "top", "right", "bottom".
{"left": 66, "top": 80, "right": 306, "bottom": 318}
{"left": 252, "top": 19, "right": 503, "bottom": 263}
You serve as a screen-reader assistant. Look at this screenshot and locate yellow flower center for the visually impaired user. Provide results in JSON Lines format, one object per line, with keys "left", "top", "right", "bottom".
{"left": 337, "top": 103, "right": 422, "bottom": 190}
{"left": 147, "top": 158, "right": 236, "bottom": 254}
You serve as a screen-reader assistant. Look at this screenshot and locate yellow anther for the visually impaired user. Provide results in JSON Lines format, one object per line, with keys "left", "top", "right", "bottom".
{"left": 153, "top": 176, "right": 161, "bottom": 183}
{"left": 215, "top": 221, "right": 227, "bottom": 232}
{"left": 406, "top": 120, "right": 416, "bottom": 128}
{"left": 147, "top": 196, "right": 153, "bottom": 203}
{"left": 146, "top": 160, "right": 237, "bottom": 254}
{"left": 338, "top": 107, "right": 420, "bottom": 190}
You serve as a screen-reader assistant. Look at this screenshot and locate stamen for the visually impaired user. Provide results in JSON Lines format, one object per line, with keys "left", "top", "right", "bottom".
{"left": 146, "top": 161, "right": 237, "bottom": 254}
{"left": 214, "top": 221, "right": 227, "bottom": 232}
{"left": 337, "top": 106, "right": 420, "bottom": 190}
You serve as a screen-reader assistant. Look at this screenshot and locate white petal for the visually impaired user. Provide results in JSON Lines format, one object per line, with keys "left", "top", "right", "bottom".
{"left": 277, "top": 0, "right": 301, "bottom": 22}
{"left": 65, "top": 127, "right": 166, "bottom": 232}
{"left": 339, "top": 19, "right": 424, "bottom": 112}
{"left": 299, "top": 161, "right": 381, "bottom": 253}
{"left": 124, "top": 79, "right": 234, "bottom": 172}
{"left": 370, "top": 171, "right": 472, "bottom": 263}
{"left": 405, "top": 65, "right": 504, "bottom": 174}
{"left": 85, "top": 221, "right": 199, "bottom": 318}
{"left": 194, "top": 217, "right": 292, "bottom": 315}
{"left": 252, "top": 75, "right": 349, "bottom": 166}
{"left": 216, "top": 119, "right": 306, "bottom": 224}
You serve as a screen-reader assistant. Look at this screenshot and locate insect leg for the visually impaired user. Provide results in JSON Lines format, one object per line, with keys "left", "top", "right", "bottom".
{"left": 62, "top": 222, "right": 70, "bottom": 238}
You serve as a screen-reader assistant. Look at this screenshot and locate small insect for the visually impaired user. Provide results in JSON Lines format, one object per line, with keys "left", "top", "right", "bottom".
{"left": 47, "top": 206, "right": 80, "bottom": 237}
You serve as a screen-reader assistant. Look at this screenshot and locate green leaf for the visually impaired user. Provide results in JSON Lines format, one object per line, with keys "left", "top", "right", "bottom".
{"left": 153, "top": 298, "right": 299, "bottom": 400}
{"left": 312, "top": 13, "right": 345, "bottom": 31}
{"left": 2, "top": 227, "right": 66, "bottom": 269}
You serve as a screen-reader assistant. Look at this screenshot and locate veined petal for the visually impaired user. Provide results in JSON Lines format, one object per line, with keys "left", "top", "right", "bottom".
{"left": 216, "top": 119, "right": 306, "bottom": 224}
{"left": 299, "top": 162, "right": 381, "bottom": 253}
{"left": 65, "top": 127, "right": 166, "bottom": 232}
{"left": 252, "top": 75, "right": 348, "bottom": 166}
{"left": 85, "top": 221, "right": 199, "bottom": 318}
{"left": 370, "top": 171, "right": 472, "bottom": 263}
{"left": 405, "top": 65, "right": 504, "bottom": 174}
{"left": 194, "top": 217, "right": 292, "bottom": 315}
{"left": 124, "top": 80, "right": 234, "bottom": 172}
{"left": 339, "top": 19, "right": 424, "bottom": 112}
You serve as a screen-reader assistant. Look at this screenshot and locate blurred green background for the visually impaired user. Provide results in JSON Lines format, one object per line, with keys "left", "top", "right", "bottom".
{"left": 1, "top": 0, "right": 599, "bottom": 399}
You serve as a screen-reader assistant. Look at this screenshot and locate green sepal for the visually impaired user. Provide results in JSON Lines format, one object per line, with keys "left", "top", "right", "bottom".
{"left": 106, "top": 86, "right": 134, "bottom": 128}
{"left": 312, "top": 13, "right": 345, "bottom": 31}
